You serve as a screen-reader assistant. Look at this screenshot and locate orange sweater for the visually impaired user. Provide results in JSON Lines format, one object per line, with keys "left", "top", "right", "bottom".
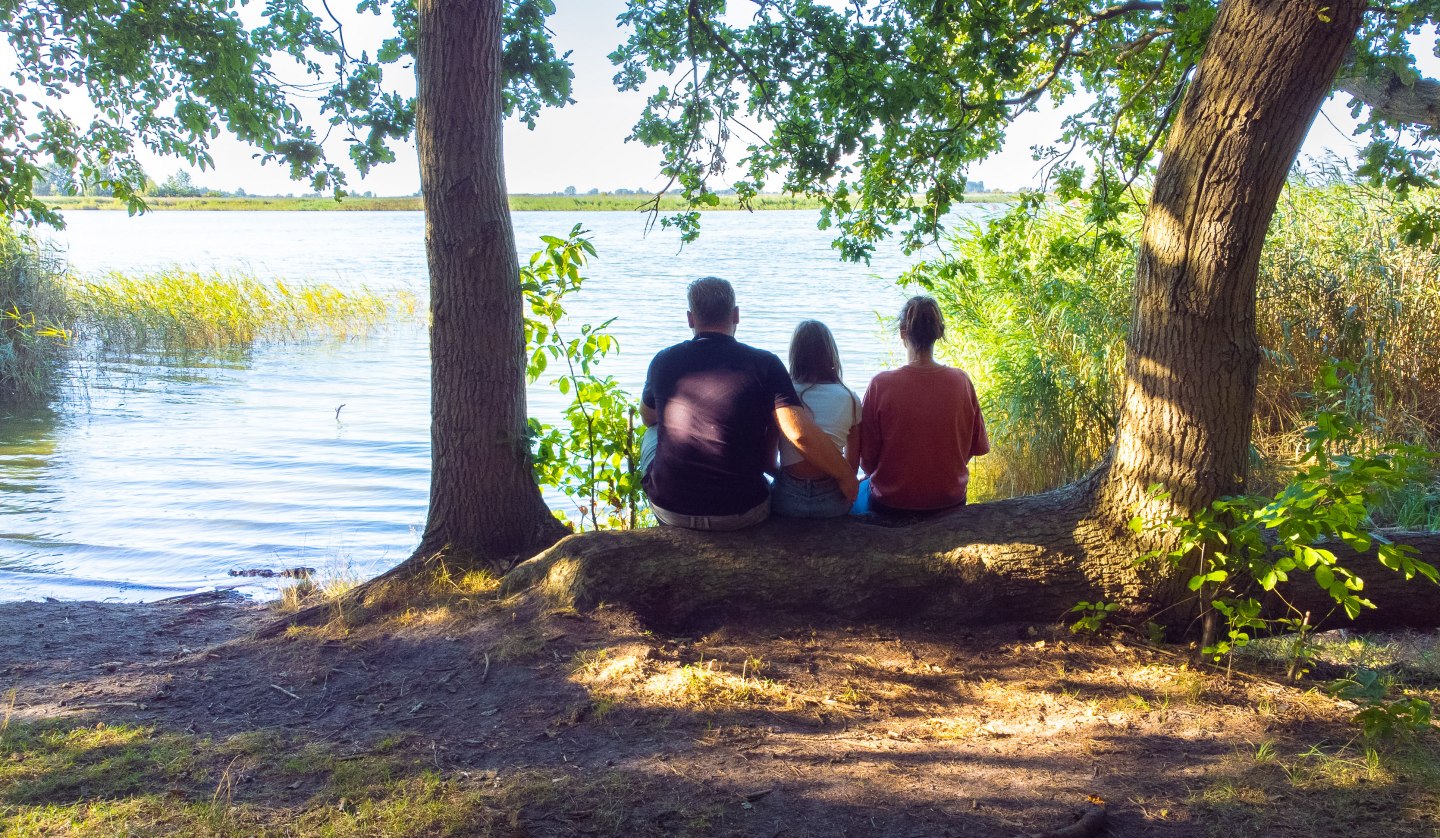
{"left": 860, "top": 364, "right": 989, "bottom": 510}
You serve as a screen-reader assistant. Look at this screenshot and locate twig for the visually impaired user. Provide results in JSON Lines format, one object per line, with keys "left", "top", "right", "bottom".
{"left": 270, "top": 684, "right": 301, "bottom": 700}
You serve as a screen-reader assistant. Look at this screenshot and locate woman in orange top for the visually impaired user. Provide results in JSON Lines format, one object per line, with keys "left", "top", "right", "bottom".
{"left": 859, "top": 296, "right": 989, "bottom": 512}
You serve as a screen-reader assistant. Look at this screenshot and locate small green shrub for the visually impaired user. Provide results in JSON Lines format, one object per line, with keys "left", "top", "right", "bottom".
{"left": 1138, "top": 362, "right": 1437, "bottom": 682}
{"left": 522, "top": 226, "right": 648, "bottom": 530}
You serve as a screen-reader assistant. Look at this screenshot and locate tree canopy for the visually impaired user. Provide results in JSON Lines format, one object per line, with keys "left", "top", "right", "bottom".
{"left": 613, "top": 0, "right": 1440, "bottom": 258}
{"left": 0, "top": 0, "right": 573, "bottom": 228}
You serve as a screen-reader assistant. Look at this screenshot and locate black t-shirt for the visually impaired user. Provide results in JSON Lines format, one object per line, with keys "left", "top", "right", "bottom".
{"left": 642, "top": 332, "right": 801, "bottom": 515}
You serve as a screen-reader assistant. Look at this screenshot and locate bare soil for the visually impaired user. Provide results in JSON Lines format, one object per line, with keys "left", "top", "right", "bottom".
{"left": 2, "top": 591, "right": 1437, "bottom": 836}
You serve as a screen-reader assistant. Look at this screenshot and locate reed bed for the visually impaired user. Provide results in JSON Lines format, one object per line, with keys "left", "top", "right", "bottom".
{"left": 68, "top": 269, "right": 417, "bottom": 351}
{"left": 0, "top": 229, "right": 71, "bottom": 404}
{"left": 921, "top": 183, "right": 1440, "bottom": 510}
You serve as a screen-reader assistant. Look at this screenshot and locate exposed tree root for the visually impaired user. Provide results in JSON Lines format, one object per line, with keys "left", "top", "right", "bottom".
{"left": 1036, "top": 801, "right": 1107, "bottom": 838}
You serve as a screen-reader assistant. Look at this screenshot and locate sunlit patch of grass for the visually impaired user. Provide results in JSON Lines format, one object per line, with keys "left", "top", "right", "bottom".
{"left": 1190, "top": 738, "right": 1440, "bottom": 835}
{"left": 0, "top": 721, "right": 200, "bottom": 805}
{"left": 67, "top": 268, "right": 416, "bottom": 351}
{"left": 643, "top": 659, "right": 799, "bottom": 708}
{"left": 272, "top": 557, "right": 364, "bottom": 614}
{"left": 392, "top": 605, "right": 459, "bottom": 627}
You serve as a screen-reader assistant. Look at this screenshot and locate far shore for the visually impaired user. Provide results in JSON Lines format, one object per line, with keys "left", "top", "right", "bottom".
{"left": 39, "top": 191, "right": 1025, "bottom": 213}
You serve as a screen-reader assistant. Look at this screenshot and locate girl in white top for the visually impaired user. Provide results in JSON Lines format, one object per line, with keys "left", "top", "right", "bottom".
{"left": 773, "top": 320, "right": 862, "bottom": 518}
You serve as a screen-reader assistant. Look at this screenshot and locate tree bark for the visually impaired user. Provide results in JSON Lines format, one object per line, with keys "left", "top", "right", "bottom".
{"left": 1097, "top": 0, "right": 1366, "bottom": 526}
{"left": 500, "top": 484, "right": 1440, "bottom": 631}
{"left": 1338, "top": 70, "right": 1440, "bottom": 132}
{"left": 409, "top": 0, "right": 567, "bottom": 568}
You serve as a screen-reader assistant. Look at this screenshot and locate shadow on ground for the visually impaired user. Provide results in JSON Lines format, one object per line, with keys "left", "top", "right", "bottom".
{"left": 1, "top": 592, "right": 1438, "bottom": 836}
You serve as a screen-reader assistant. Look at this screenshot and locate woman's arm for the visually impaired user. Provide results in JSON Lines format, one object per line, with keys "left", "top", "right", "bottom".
{"left": 845, "top": 423, "right": 861, "bottom": 473}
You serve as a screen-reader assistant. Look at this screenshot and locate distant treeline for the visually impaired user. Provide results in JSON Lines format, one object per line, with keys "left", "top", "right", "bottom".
{"left": 39, "top": 192, "right": 1024, "bottom": 213}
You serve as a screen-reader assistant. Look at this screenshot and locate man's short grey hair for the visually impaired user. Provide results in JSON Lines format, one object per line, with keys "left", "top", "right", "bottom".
{"left": 687, "top": 276, "right": 736, "bottom": 327}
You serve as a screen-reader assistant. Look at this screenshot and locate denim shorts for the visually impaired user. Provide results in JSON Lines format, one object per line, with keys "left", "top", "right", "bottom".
{"left": 771, "top": 471, "right": 853, "bottom": 518}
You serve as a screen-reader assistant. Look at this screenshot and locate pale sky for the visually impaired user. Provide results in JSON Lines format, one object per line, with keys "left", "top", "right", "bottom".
{"left": 158, "top": 1, "right": 1396, "bottom": 197}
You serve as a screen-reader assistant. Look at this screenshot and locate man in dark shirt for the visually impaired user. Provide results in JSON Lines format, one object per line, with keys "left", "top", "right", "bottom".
{"left": 640, "top": 277, "right": 858, "bottom": 530}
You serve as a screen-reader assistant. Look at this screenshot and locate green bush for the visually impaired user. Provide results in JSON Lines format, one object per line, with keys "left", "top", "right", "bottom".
{"left": 0, "top": 228, "right": 71, "bottom": 405}
{"left": 906, "top": 197, "right": 1135, "bottom": 500}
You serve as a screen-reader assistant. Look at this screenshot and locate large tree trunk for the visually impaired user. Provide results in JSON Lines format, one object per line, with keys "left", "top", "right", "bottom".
{"left": 408, "top": 0, "right": 566, "bottom": 568}
{"left": 1096, "top": 0, "right": 1366, "bottom": 525}
{"left": 494, "top": 0, "right": 1440, "bottom": 628}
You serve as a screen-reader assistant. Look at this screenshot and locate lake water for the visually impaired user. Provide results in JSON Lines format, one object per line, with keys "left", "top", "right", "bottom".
{"left": 0, "top": 208, "right": 986, "bottom": 601}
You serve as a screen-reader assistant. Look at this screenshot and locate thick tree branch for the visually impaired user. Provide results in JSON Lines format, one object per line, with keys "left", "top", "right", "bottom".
{"left": 1338, "top": 69, "right": 1440, "bottom": 131}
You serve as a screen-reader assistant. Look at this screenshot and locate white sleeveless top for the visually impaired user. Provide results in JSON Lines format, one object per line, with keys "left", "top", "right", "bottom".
{"left": 778, "top": 380, "right": 861, "bottom": 467}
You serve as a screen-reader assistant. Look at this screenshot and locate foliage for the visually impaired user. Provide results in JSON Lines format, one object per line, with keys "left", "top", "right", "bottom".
{"left": 613, "top": 0, "right": 1199, "bottom": 256}
{"left": 916, "top": 181, "right": 1440, "bottom": 504}
{"left": 522, "top": 226, "right": 647, "bottom": 530}
{"left": 150, "top": 171, "right": 211, "bottom": 198}
{"left": 909, "top": 197, "right": 1136, "bottom": 499}
{"left": 0, "top": 0, "right": 573, "bottom": 228}
{"left": 1068, "top": 600, "right": 1120, "bottom": 635}
{"left": 68, "top": 269, "right": 412, "bottom": 351}
{"left": 1138, "top": 362, "right": 1438, "bottom": 670}
{"left": 1256, "top": 180, "right": 1440, "bottom": 455}
{"left": 1327, "top": 668, "right": 1434, "bottom": 739}
{"left": 0, "top": 227, "right": 70, "bottom": 404}
{"left": 613, "top": 0, "right": 1440, "bottom": 258}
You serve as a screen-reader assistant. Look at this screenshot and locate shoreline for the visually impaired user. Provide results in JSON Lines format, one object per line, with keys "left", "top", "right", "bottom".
{"left": 38, "top": 192, "right": 1024, "bottom": 213}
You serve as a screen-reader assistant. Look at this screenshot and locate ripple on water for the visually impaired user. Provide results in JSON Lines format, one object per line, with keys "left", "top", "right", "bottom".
{"left": 5, "top": 208, "right": 998, "bottom": 601}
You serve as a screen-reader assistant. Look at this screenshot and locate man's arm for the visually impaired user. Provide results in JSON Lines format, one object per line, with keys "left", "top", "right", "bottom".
{"left": 640, "top": 402, "right": 657, "bottom": 427}
{"left": 775, "top": 405, "right": 859, "bottom": 502}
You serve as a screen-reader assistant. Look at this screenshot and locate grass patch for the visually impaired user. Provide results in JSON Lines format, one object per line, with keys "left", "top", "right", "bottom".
{"left": 0, "top": 716, "right": 734, "bottom": 837}
{"left": 1191, "top": 739, "right": 1440, "bottom": 836}
{"left": 273, "top": 559, "right": 365, "bottom": 615}
{"left": 68, "top": 269, "right": 416, "bottom": 351}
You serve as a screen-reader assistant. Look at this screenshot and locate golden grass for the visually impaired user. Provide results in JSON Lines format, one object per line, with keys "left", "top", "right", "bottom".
{"left": 68, "top": 269, "right": 416, "bottom": 351}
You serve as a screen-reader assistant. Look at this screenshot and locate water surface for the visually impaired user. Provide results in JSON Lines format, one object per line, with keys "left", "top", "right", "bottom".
{"left": 1, "top": 208, "right": 985, "bottom": 600}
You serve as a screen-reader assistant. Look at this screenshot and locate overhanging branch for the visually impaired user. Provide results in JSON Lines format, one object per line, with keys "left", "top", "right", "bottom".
{"left": 1338, "top": 69, "right": 1440, "bottom": 131}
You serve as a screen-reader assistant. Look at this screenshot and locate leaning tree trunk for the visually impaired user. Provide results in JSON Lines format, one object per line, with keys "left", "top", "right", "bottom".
{"left": 408, "top": 0, "right": 567, "bottom": 568}
{"left": 1095, "top": 0, "right": 1366, "bottom": 525}
{"left": 492, "top": 0, "right": 1440, "bottom": 629}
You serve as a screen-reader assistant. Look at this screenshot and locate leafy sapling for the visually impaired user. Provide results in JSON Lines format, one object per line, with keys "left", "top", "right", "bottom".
{"left": 1133, "top": 361, "right": 1437, "bottom": 673}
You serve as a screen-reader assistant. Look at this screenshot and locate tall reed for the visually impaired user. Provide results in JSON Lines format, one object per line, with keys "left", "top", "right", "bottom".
{"left": 0, "top": 228, "right": 71, "bottom": 404}
{"left": 68, "top": 269, "right": 416, "bottom": 351}
{"left": 916, "top": 184, "right": 1440, "bottom": 503}
{"left": 909, "top": 200, "right": 1136, "bottom": 500}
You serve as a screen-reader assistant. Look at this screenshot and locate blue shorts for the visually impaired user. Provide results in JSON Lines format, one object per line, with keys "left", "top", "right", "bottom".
{"left": 772, "top": 471, "right": 853, "bottom": 518}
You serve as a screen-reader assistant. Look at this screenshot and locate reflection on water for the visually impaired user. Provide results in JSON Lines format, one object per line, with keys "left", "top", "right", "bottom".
{"left": 1, "top": 208, "right": 986, "bottom": 602}
{"left": 0, "top": 406, "right": 62, "bottom": 575}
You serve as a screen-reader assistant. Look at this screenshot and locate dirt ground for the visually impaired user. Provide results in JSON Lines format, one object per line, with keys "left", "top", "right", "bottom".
{"left": 1, "top": 589, "right": 1438, "bottom": 837}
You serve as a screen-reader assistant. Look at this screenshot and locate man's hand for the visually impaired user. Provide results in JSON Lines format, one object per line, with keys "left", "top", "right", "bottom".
{"left": 775, "top": 405, "right": 858, "bottom": 499}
